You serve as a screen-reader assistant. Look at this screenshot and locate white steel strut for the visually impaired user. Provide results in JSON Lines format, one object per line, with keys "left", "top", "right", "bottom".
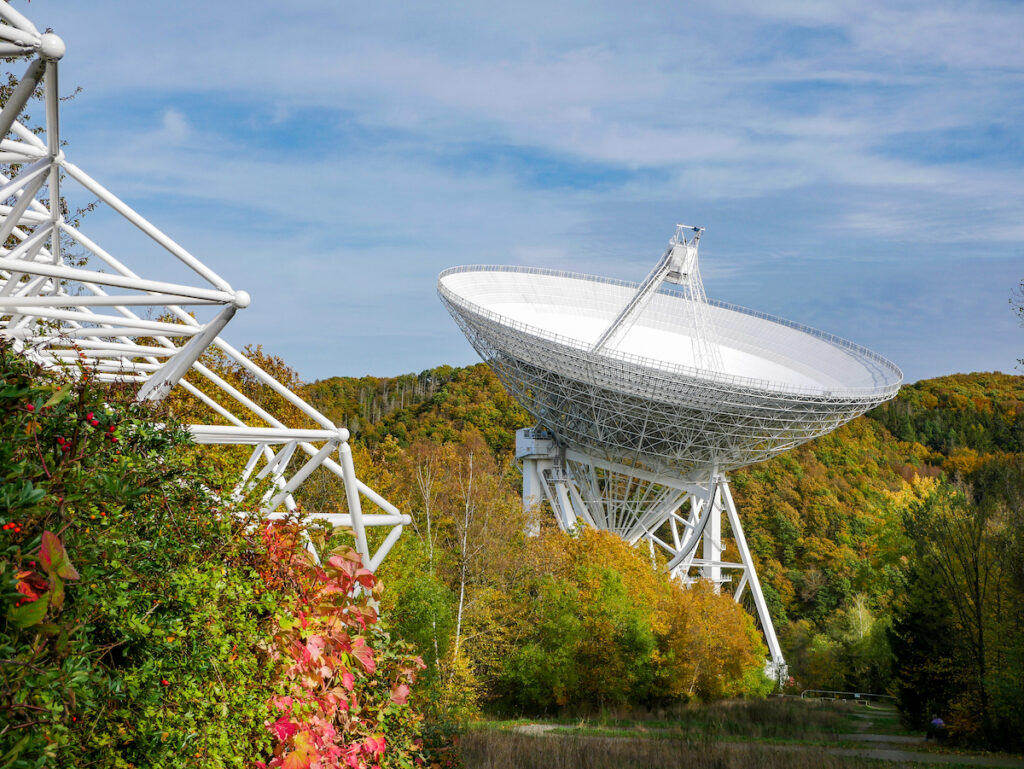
{"left": 0, "top": 3, "right": 409, "bottom": 569}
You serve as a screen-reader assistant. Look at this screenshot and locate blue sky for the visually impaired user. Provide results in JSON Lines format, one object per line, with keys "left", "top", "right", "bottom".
{"left": 21, "top": 0, "right": 1024, "bottom": 383}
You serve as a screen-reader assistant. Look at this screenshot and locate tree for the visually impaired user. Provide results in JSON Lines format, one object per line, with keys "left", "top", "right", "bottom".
{"left": 892, "top": 470, "right": 1024, "bottom": 748}
{"left": 1014, "top": 278, "right": 1024, "bottom": 369}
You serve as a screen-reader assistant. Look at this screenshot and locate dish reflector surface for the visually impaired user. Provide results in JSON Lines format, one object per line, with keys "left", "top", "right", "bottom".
{"left": 439, "top": 265, "right": 901, "bottom": 477}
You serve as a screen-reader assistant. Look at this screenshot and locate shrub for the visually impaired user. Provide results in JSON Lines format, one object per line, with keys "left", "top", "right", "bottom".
{"left": 0, "top": 343, "right": 426, "bottom": 768}
{"left": 258, "top": 525, "right": 426, "bottom": 769}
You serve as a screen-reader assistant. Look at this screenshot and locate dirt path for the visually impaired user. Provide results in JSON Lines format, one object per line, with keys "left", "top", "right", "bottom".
{"left": 838, "top": 733, "right": 925, "bottom": 745}
{"left": 827, "top": 746, "right": 1024, "bottom": 767}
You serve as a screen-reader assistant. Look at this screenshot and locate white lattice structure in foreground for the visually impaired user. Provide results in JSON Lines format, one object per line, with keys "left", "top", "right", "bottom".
{"left": 439, "top": 226, "right": 902, "bottom": 676}
{"left": 0, "top": 3, "right": 408, "bottom": 569}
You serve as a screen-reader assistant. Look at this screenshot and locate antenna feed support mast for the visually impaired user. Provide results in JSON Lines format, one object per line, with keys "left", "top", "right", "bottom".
{"left": 591, "top": 225, "right": 721, "bottom": 374}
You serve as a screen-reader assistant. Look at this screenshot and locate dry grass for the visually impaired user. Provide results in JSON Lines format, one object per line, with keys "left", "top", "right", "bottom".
{"left": 528, "top": 698, "right": 849, "bottom": 740}
{"left": 460, "top": 731, "right": 875, "bottom": 769}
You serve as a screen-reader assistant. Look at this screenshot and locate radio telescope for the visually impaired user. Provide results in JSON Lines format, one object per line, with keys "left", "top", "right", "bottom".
{"left": 438, "top": 225, "right": 902, "bottom": 675}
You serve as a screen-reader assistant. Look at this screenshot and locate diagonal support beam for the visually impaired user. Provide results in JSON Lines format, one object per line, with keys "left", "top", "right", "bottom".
{"left": 136, "top": 302, "right": 239, "bottom": 402}
{"left": 720, "top": 477, "right": 785, "bottom": 674}
{"left": 0, "top": 57, "right": 43, "bottom": 143}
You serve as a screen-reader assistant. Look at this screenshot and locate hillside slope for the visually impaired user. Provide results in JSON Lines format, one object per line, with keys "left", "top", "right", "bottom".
{"left": 307, "top": 366, "right": 1024, "bottom": 743}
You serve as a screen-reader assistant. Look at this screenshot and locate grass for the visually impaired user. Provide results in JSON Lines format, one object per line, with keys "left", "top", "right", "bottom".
{"left": 462, "top": 699, "right": 1024, "bottom": 769}
{"left": 838, "top": 702, "right": 918, "bottom": 737}
{"left": 484, "top": 698, "right": 850, "bottom": 740}
{"left": 459, "top": 731, "right": 884, "bottom": 769}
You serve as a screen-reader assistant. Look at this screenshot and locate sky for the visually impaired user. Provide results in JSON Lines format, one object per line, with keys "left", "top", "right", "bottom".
{"left": 16, "top": 0, "right": 1024, "bottom": 384}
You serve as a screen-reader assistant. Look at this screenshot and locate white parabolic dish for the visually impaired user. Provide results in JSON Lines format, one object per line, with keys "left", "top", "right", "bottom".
{"left": 438, "top": 265, "right": 903, "bottom": 478}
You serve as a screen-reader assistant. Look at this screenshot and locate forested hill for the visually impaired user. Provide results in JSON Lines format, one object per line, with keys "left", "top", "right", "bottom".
{"left": 305, "top": 366, "right": 1023, "bottom": 627}
{"left": 306, "top": 365, "right": 1024, "bottom": 463}
{"left": 306, "top": 364, "right": 531, "bottom": 454}
{"left": 307, "top": 365, "right": 1024, "bottom": 744}
{"left": 872, "top": 372, "right": 1024, "bottom": 455}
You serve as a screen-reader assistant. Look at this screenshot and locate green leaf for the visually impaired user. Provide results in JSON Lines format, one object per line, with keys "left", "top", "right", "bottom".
{"left": 50, "top": 574, "right": 64, "bottom": 609}
{"left": 42, "top": 381, "right": 74, "bottom": 408}
{"left": 0, "top": 733, "right": 30, "bottom": 765}
{"left": 7, "top": 592, "right": 49, "bottom": 628}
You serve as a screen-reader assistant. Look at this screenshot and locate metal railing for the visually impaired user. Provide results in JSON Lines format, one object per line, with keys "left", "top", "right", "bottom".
{"left": 800, "top": 689, "right": 896, "bottom": 703}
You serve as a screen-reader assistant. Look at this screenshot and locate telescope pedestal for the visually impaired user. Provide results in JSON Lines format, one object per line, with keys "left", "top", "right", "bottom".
{"left": 517, "top": 427, "right": 787, "bottom": 681}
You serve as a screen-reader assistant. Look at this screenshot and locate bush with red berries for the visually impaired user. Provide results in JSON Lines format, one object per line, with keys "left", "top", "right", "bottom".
{"left": 0, "top": 343, "right": 427, "bottom": 768}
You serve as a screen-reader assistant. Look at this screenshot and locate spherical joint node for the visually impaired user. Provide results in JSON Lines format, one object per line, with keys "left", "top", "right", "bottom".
{"left": 232, "top": 290, "right": 251, "bottom": 309}
{"left": 38, "top": 33, "right": 65, "bottom": 60}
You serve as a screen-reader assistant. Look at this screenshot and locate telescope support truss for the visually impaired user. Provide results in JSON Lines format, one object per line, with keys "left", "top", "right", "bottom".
{"left": 517, "top": 427, "right": 786, "bottom": 678}
{"left": 0, "top": 2, "right": 409, "bottom": 568}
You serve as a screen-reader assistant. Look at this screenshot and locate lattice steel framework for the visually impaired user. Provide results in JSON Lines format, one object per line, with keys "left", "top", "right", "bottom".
{"left": 440, "top": 232, "right": 902, "bottom": 677}
{"left": 0, "top": 3, "right": 408, "bottom": 569}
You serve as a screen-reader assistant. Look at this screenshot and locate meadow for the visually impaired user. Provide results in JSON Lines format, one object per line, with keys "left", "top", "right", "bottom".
{"left": 460, "top": 699, "right": 1024, "bottom": 769}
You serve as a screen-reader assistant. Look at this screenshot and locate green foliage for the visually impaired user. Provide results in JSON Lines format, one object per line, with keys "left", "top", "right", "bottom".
{"left": 0, "top": 343, "right": 298, "bottom": 767}
{"left": 889, "top": 554, "right": 957, "bottom": 729}
{"left": 375, "top": 536, "right": 456, "bottom": 689}
{"left": 890, "top": 470, "right": 1024, "bottom": 750}
{"left": 497, "top": 576, "right": 584, "bottom": 711}
{"left": 870, "top": 372, "right": 1024, "bottom": 455}
{"left": 0, "top": 344, "right": 429, "bottom": 767}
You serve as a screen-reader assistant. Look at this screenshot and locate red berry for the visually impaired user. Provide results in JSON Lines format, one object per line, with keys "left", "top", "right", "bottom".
{"left": 57, "top": 437, "right": 66, "bottom": 445}
{"left": 61, "top": 445, "right": 70, "bottom": 453}
{"left": 90, "top": 419, "right": 99, "bottom": 427}
{"left": 108, "top": 426, "right": 115, "bottom": 433}
{"left": 25, "top": 404, "right": 34, "bottom": 412}
{"left": 161, "top": 679, "right": 169, "bottom": 686}
{"left": 111, "top": 437, "right": 118, "bottom": 443}
{"left": 86, "top": 412, "right": 94, "bottom": 420}
{"left": 14, "top": 527, "right": 21, "bottom": 533}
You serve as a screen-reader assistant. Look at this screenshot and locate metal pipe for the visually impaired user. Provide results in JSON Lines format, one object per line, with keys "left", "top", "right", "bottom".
{"left": 0, "top": 252, "right": 238, "bottom": 302}
{"left": 0, "top": 58, "right": 43, "bottom": 141}
{"left": 338, "top": 442, "right": 369, "bottom": 563}
{"left": 43, "top": 59, "right": 60, "bottom": 266}
{"left": 0, "top": 173, "right": 48, "bottom": 244}
{"left": 60, "top": 160, "right": 234, "bottom": 292}
{"left": 0, "top": 2, "right": 40, "bottom": 35}
{"left": 137, "top": 302, "right": 237, "bottom": 401}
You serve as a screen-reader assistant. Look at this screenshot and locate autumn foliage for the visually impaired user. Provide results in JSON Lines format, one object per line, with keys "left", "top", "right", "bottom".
{"left": 258, "top": 527, "right": 425, "bottom": 769}
{"left": 307, "top": 361, "right": 1024, "bottom": 750}
{"left": 356, "top": 434, "right": 772, "bottom": 716}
